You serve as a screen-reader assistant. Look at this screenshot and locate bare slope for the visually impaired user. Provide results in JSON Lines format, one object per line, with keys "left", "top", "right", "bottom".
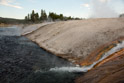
{"left": 75, "top": 51, "right": 124, "bottom": 83}
{"left": 26, "top": 18, "right": 124, "bottom": 62}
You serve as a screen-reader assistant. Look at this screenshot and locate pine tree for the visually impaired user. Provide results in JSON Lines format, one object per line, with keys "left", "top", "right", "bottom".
{"left": 27, "top": 14, "right": 30, "bottom": 21}
{"left": 59, "top": 14, "right": 63, "bottom": 20}
{"left": 48, "top": 12, "right": 54, "bottom": 21}
{"left": 25, "top": 16, "right": 28, "bottom": 21}
{"left": 35, "top": 13, "right": 39, "bottom": 21}
{"left": 24, "top": 9, "right": 81, "bottom": 23}
{"left": 40, "top": 9, "right": 47, "bottom": 21}
{"left": 43, "top": 10, "right": 47, "bottom": 21}
{"left": 40, "top": 9, "right": 43, "bottom": 21}
{"left": 31, "top": 10, "right": 35, "bottom": 22}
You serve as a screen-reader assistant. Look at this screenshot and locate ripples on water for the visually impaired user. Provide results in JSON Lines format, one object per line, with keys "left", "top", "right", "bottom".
{"left": 0, "top": 27, "right": 83, "bottom": 83}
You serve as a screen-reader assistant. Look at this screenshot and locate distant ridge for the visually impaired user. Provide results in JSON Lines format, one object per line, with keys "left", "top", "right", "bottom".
{"left": 0, "top": 17, "right": 25, "bottom": 24}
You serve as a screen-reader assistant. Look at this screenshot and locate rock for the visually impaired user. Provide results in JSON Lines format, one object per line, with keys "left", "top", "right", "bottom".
{"left": 75, "top": 43, "right": 124, "bottom": 83}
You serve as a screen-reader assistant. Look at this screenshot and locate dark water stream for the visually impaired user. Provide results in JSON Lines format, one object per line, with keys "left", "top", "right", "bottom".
{"left": 0, "top": 27, "right": 83, "bottom": 83}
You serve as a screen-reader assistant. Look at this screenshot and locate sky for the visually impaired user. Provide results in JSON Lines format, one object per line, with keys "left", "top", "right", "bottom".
{"left": 0, "top": 0, "right": 124, "bottom": 19}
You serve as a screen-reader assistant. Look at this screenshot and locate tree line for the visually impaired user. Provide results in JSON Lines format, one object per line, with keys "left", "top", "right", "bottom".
{"left": 119, "top": 13, "right": 124, "bottom": 18}
{"left": 25, "top": 9, "right": 82, "bottom": 23}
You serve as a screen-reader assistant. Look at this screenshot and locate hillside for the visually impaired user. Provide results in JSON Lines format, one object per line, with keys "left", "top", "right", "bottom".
{"left": 25, "top": 18, "right": 124, "bottom": 63}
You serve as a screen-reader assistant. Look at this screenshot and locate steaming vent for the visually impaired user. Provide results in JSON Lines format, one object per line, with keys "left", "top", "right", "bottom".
{"left": 91, "top": 0, "right": 118, "bottom": 18}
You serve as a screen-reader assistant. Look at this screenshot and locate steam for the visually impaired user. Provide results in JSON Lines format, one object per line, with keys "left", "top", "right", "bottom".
{"left": 49, "top": 66, "right": 91, "bottom": 72}
{"left": 91, "top": 0, "right": 118, "bottom": 18}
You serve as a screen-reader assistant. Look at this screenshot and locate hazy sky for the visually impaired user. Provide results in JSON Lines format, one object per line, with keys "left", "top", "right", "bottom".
{"left": 0, "top": 0, "right": 124, "bottom": 19}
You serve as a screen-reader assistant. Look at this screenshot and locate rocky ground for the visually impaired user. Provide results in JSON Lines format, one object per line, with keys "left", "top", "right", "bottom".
{"left": 75, "top": 48, "right": 124, "bottom": 83}
{"left": 74, "top": 38, "right": 124, "bottom": 83}
{"left": 25, "top": 18, "right": 124, "bottom": 63}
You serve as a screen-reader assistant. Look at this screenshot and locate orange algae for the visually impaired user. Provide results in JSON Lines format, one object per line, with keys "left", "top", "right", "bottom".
{"left": 93, "top": 48, "right": 124, "bottom": 68}
{"left": 79, "top": 37, "right": 124, "bottom": 66}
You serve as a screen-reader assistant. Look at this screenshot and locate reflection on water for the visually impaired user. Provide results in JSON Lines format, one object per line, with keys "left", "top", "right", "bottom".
{"left": 0, "top": 26, "right": 21, "bottom": 36}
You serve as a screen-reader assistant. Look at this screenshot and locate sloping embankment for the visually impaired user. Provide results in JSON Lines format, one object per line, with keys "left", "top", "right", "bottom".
{"left": 25, "top": 18, "right": 124, "bottom": 63}
{"left": 75, "top": 41, "right": 124, "bottom": 83}
{"left": 75, "top": 50, "right": 124, "bottom": 83}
